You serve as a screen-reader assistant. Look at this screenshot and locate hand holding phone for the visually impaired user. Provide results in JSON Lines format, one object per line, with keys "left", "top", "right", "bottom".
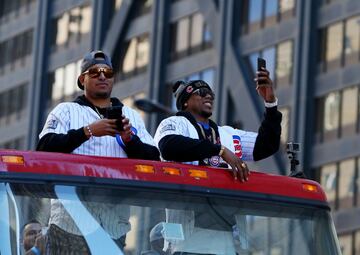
{"left": 257, "top": 58, "right": 267, "bottom": 85}
{"left": 105, "top": 106, "right": 124, "bottom": 131}
{"left": 257, "top": 57, "right": 266, "bottom": 71}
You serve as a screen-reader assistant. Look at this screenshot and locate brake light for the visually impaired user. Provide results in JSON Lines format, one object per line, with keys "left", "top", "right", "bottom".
{"left": 1, "top": 155, "right": 24, "bottom": 164}
{"left": 135, "top": 165, "right": 155, "bottom": 174}
{"left": 302, "top": 183, "right": 318, "bottom": 193}
{"left": 162, "top": 167, "right": 181, "bottom": 176}
{"left": 188, "top": 169, "right": 208, "bottom": 179}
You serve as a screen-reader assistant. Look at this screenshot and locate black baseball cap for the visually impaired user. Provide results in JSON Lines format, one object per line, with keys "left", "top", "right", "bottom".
{"left": 77, "top": 50, "right": 113, "bottom": 90}
{"left": 173, "top": 80, "right": 213, "bottom": 110}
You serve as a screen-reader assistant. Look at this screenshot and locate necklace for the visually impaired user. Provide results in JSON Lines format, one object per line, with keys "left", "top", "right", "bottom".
{"left": 94, "top": 107, "right": 104, "bottom": 119}
{"left": 92, "top": 102, "right": 112, "bottom": 119}
{"left": 197, "top": 123, "right": 216, "bottom": 144}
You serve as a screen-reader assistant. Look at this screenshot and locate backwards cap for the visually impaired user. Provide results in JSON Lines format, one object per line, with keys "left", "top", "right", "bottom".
{"left": 77, "top": 50, "right": 113, "bottom": 90}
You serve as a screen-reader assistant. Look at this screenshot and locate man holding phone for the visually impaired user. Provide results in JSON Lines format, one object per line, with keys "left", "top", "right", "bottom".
{"left": 36, "top": 50, "right": 160, "bottom": 253}
{"left": 154, "top": 58, "right": 281, "bottom": 182}
{"left": 37, "top": 50, "right": 159, "bottom": 160}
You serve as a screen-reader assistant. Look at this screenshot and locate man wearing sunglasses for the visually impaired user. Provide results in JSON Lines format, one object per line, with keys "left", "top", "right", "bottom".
{"left": 36, "top": 50, "right": 160, "bottom": 253}
{"left": 154, "top": 70, "right": 282, "bottom": 182}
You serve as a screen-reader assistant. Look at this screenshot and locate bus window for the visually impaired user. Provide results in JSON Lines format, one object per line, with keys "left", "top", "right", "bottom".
{"left": 0, "top": 182, "right": 341, "bottom": 255}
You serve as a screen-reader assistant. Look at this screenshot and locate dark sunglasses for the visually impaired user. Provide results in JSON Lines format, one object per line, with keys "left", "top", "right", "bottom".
{"left": 82, "top": 67, "right": 114, "bottom": 79}
{"left": 192, "top": 88, "right": 215, "bottom": 99}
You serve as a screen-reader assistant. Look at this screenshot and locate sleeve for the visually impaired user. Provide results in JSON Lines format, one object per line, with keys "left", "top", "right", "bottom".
{"left": 122, "top": 107, "right": 160, "bottom": 160}
{"left": 155, "top": 117, "right": 221, "bottom": 162}
{"left": 36, "top": 103, "right": 89, "bottom": 153}
{"left": 253, "top": 106, "right": 282, "bottom": 161}
{"left": 221, "top": 126, "right": 258, "bottom": 161}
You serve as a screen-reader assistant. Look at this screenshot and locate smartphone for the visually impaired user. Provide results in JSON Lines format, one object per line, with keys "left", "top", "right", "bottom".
{"left": 105, "top": 106, "right": 124, "bottom": 131}
{"left": 257, "top": 57, "right": 266, "bottom": 71}
{"left": 257, "top": 58, "right": 266, "bottom": 85}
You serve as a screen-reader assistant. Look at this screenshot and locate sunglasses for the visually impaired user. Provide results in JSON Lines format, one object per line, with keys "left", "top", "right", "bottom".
{"left": 192, "top": 88, "right": 215, "bottom": 99}
{"left": 82, "top": 67, "right": 114, "bottom": 79}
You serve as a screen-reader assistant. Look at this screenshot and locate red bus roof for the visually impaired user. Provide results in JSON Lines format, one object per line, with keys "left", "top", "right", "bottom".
{"left": 0, "top": 149, "right": 327, "bottom": 203}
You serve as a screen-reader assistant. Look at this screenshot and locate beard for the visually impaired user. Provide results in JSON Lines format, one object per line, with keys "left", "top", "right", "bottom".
{"left": 94, "top": 90, "right": 111, "bottom": 99}
{"left": 200, "top": 110, "right": 212, "bottom": 119}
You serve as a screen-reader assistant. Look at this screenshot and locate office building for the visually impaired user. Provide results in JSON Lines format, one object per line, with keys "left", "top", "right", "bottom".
{"left": 1, "top": 0, "right": 360, "bottom": 253}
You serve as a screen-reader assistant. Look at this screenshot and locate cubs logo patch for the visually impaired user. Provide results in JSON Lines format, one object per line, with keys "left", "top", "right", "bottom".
{"left": 233, "top": 135, "right": 243, "bottom": 158}
{"left": 209, "top": 156, "right": 221, "bottom": 167}
{"left": 186, "top": 86, "right": 194, "bottom": 93}
{"left": 45, "top": 119, "right": 58, "bottom": 129}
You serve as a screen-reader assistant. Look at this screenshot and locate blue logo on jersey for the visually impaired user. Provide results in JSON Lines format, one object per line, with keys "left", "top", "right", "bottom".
{"left": 131, "top": 127, "right": 138, "bottom": 135}
{"left": 232, "top": 135, "right": 243, "bottom": 158}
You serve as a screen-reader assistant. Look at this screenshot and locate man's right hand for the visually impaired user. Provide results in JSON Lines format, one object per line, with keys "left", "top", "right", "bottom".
{"left": 84, "top": 119, "right": 119, "bottom": 138}
{"left": 221, "top": 147, "right": 249, "bottom": 182}
{"left": 33, "top": 233, "right": 47, "bottom": 254}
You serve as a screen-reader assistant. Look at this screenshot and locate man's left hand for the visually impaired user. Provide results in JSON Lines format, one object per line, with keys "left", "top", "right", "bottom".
{"left": 255, "top": 68, "right": 276, "bottom": 103}
{"left": 120, "top": 116, "right": 133, "bottom": 143}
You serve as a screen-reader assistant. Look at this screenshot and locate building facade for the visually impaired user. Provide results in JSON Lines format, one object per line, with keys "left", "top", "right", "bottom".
{"left": 1, "top": 0, "right": 360, "bottom": 253}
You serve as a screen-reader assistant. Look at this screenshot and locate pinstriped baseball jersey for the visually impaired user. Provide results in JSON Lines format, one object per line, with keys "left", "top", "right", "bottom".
{"left": 39, "top": 101, "right": 156, "bottom": 239}
{"left": 154, "top": 116, "right": 257, "bottom": 165}
{"left": 39, "top": 102, "right": 155, "bottom": 157}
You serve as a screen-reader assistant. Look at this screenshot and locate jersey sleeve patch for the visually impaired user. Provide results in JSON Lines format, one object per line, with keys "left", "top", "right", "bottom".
{"left": 160, "top": 123, "right": 176, "bottom": 134}
{"left": 45, "top": 118, "right": 59, "bottom": 130}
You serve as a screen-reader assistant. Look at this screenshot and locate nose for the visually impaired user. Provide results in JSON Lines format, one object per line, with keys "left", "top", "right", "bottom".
{"left": 98, "top": 71, "right": 106, "bottom": 80}
{"left": 204, "top": 93, "right": 214, "bottom": 100}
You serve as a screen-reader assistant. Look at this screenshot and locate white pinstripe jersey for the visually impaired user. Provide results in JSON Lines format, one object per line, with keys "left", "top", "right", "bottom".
{"left": 39, "top": 102, "right": 156, "bottom": 157}
{"left": 154, "top": 116, "right": 258, "bottom": 165}
{"left": 39, "top": 101, "right": 156, "bottom": 238}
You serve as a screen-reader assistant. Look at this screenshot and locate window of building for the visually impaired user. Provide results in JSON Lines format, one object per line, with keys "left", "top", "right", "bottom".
{"left": 241, "top": 0, "right": 296, "bottom": 34}
{"left": 264, "top": 0, "right": 278, "bottom": 27}
{"left": 323, "top": 91, "right": 340, "bottom": 142}
{"left": 325, "top": 22, "right": 343, "bottom": 71}
{"left": 338, "top": 159, "right": 355, "bottom": 209}
{"left": 136, "top": 35, "right": 150, "bottom": 71}
{"left": 341, "top": 86, "right": 358, "bottom": 136}
{"left": 279, "top": 0, "right": 295, "bottom": 20}
{"left": 344, "top": 16, "right": 360, "bottom": 66}
{"left": 278, "top": 107, "right": 289, "bottom": 144}
{"left": 132, "top": 0, "right": 153, "bottom": 18}
{"left": 356, "top": 229, "right": 360, "bottom": 255}
{"left": 169, "top": 13, "right": 212, "bottom": 62}
{"left": 48, "top": 60, "right": 81, "bottom": 108}
{"left": 51, "top": 5, "right": 92, "bottom": 52}
{"left": 356, "top": 158, "right": 360, "bottom": 207}
{"left": 339, "top": 234, "right": 353, "bottom": 255}
{"left": 0, "top": 0, "right": 35, "bottom": 25}
{"left": 246, "top": 40, "right": 293, "bottom": 88}
{"left": 320, "top": 163, "right": 337, "bottom": 210}
{"left": 118, "top": 34, "right": 150, "bottom": 80}
{"left": 276, "top": 41, "right": 293, "bottom": 87}
{"left": 0, "top": 29, "right": 33, "bottom": 74}
{"left": 0, "top": 83, "right": 28, "bottom": 127}
{"left": 319, "top": 16, "right": 360, "bottom": 72}
{"left": 262, "top": 47, "right": 276, "bottom": 81}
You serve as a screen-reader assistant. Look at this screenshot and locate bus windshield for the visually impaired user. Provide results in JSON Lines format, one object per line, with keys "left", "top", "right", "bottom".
{"left": 1, "top": 181, "right": 340, "bottom": 255}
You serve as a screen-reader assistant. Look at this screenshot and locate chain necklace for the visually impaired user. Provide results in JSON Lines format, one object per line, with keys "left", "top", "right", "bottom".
{"left": 93, "top": 102, "right": 112, "bottom": 119}
{"left": 94, "top": 107, "right": 104, "bottom": 119}
{"left": 197, "top": 123, "right": 216, "bottom": 144}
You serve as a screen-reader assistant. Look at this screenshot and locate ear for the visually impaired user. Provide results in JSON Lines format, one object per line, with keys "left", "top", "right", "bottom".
{"left": 183, "top": 103, "right": 188, "bottom": 108}
{"left": 79, "top": 74, "right": 85, "bottom": 85}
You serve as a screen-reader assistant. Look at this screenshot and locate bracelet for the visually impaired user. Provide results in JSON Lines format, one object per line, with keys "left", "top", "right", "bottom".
{"left": 219, "top": 145, "right": 225, "bottom": 156}
{"left": 264, "top": 97, "right": 278, "bottom": 108}
{"left": 86, "top": 125, "right": 93, "bottom": 138}
{"left": 31, "top": 246, "right": 41, "bottom": 255}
